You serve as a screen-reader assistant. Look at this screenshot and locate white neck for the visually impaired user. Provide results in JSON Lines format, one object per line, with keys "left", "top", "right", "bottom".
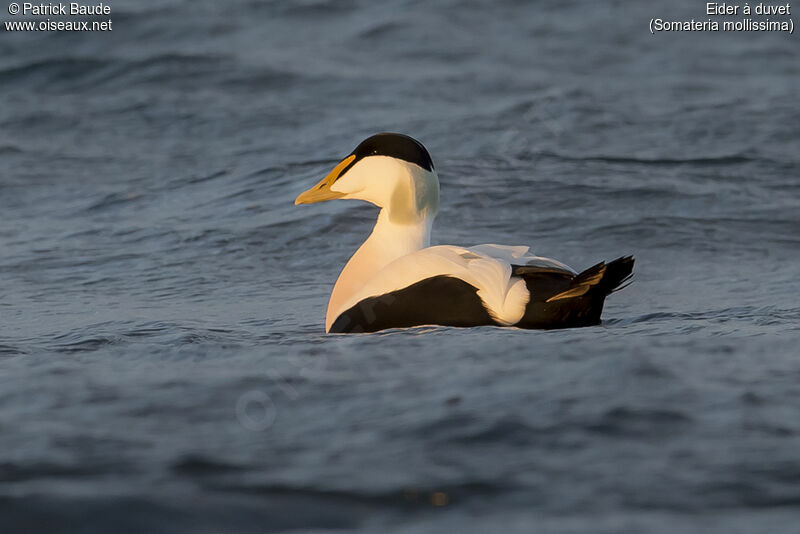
{"left": 325, "top": 209, "right": 433, "bottom": 331}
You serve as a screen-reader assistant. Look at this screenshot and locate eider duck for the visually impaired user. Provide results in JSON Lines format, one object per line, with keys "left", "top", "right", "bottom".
{"left": 295, "top": 133, "right": 634, "bottom": 333}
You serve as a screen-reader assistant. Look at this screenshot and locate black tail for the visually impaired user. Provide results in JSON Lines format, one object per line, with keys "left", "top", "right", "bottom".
{"left": 515, "top": 256, "right": 635, "bottom": 329}
{"left": 600, "top": 255, "right": 635, "bottom": 295}
{"left": 545, "top": 256, "right": 634, "bottom": 303}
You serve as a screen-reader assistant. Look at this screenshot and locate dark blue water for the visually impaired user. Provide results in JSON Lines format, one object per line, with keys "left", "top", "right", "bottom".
{"left": 2, "top": 1, "right": 799, "bottom": 532}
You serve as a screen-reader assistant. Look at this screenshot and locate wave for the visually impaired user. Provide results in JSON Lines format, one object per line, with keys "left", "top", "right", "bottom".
{"left": 0, "top": 344, "right": 27, "bottom": 356}
{"left": 536, "top": 151, "right": 759, "bottom": 166}
{"left": 608, "top": 306, "right": 800, "bottom": 328}
{"left": 0, "top": 145, "right": 24, "bottom": 155}
{"left": 0, "top": 54, "right": 299, "bottom": 92}
{"left": 208, "top": 480, "right": 505, "bottom": 508}
{"left": 51, "top": 335, "right": 119, "bottom": 354}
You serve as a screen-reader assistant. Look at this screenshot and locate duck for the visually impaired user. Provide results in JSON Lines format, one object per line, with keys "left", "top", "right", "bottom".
{"left": 295, "top": 133, "right": 634, "bottom": 333}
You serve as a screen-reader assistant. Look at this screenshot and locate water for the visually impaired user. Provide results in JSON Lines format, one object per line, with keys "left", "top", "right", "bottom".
{"left": 2, "top": 0, "right": 799, "bottom": 532}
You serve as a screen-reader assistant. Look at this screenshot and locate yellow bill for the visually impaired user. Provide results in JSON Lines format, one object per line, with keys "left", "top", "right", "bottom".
{"left": 295, "top": 155, "right": 356, "bottom": 205}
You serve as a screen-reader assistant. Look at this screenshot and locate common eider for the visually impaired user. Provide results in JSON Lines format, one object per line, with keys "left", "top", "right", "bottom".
{"left": 295, "top": 133, "right": 634, "bottom": 333}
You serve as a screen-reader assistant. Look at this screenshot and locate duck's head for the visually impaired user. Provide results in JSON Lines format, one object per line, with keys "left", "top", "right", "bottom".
{"left": 295, "top": 133, "right": 439, "bottom": 223}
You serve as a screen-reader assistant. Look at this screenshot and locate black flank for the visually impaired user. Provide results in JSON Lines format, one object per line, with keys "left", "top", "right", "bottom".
{"left": 330, "top": 276, "right": 491, "bottom": 333}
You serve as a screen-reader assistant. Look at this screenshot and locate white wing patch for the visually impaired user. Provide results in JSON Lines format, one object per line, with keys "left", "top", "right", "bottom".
{"left": 337, "top": 244, "right": 571, "bottom": 326}
{"left": 469, "top": 244, "right": 576, "bottom": 274}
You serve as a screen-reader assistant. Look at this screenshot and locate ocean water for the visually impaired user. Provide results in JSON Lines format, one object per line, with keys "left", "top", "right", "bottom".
{"left": 2, "top": 0, "right": 799, "bottom": 532}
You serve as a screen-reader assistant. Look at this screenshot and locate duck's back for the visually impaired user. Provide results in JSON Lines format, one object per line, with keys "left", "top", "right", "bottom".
{"left": 328, "top": 245, "right": 632, "bottom": 333}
